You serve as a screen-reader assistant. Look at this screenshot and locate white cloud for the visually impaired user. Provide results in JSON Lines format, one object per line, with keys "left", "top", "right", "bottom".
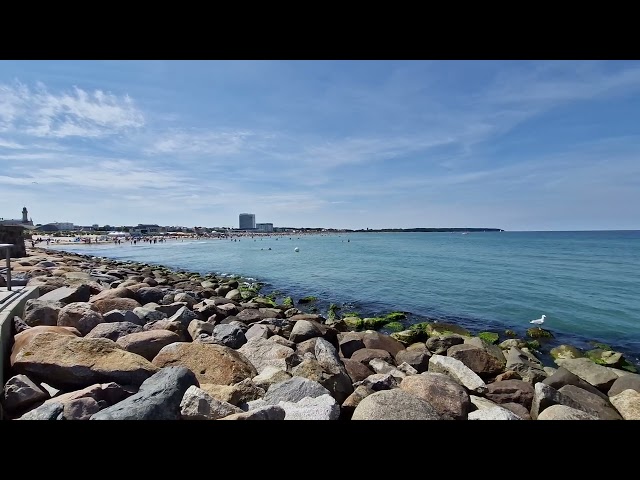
{"left": 0, "top": 82, "right": 144, "bottom": 138}
{"left": 485, "top": 62, "right": 640, "bottom": 108}
{"left": 0, "top": 159, "right": 190, "bottom": 191}
{"left": 145, "top": 129, "right": 263, "bottom": 157}
{"left": 0, "top": 138, "right": 26, "bottom": 149}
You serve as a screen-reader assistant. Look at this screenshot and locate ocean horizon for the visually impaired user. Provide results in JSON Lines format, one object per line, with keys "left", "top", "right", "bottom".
{"left": 46, "top": 229, "right": 640, "bottom": 369}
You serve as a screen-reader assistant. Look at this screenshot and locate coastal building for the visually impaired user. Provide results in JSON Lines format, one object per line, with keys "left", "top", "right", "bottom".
{"left": 0, "top": 207, "right": 34, "bottom": 227}
{"left": 130, "top": 224, "right": 166, "bottom": 235}
{"left": 256, "top": 223, "right": 273, "bottom": 232}
{"left": 239, "top": 213, "right": 256, "bottom": 230}
{"left": 49, "top": 222, "right": 74, "bottom": 231}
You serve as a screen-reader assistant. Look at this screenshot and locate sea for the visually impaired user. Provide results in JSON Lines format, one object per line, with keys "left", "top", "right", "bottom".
{"left": 47, "top": 230, "right": 640, "bottom": 368}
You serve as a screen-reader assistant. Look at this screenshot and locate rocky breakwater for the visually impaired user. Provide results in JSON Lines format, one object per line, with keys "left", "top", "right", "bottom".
{"left": 1, "top": 247, "right": 639, "bottom": 420}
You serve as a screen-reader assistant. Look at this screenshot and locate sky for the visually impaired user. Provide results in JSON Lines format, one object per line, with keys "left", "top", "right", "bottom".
{"left": 0, "top": 60, "right": 638, "bottom": 231}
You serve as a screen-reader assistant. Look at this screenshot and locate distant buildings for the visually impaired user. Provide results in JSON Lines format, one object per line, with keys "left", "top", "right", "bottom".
{"left": 0, "top": 206, "right": 34, "bottom": 227}
{"left": 256, "top": 223, "right": 273, "bottom": 232}
{"left": 130, "top": 224, "right": 166, "bottom": 235}
{"left": 239, "top": 213, "right": 256, "bottom": 230}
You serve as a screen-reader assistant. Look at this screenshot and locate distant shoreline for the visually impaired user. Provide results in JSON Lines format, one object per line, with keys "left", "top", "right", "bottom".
{"left": 345, "top": 228, "right": 504, "bottom": 233}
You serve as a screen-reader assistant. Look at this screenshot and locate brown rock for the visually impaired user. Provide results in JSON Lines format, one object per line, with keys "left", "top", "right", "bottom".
{"left": 11, "top": 326, "right": 81, "bottom": 364}
{"left": 92, "top": 297, "right": 142, "bottom": 314}
{"left": 485, "top": 379, "right": 535, "bottom": 410}
{"left": 342, "top": 358, "right": 375, "bottom": 383}
{"left": 57, "top": 302, "right": 104, "bottom": 336}
{"left": 362, "top": 331, "right": 405, "bottom": 357}
{"left": 152, "top": 342, "right": 257, "bottom": 385}
{"left": 350, "top": 348, "right": 394, "bottom": 366}
{"left": 89, "top": 287, "right": 136, "bottom": 303}
{"left": 116, "top": 330, "right": 182, "bottom": 361}
{"left": 400, "top": 373, "right": 471, "bottom": 420}
{"left": 12, "top": 332, "right": 159, "bottom": 389}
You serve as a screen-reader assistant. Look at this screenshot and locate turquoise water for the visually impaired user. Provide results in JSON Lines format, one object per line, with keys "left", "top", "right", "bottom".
{"left": 48, "top": 231, "right": 640, "bottom": 366}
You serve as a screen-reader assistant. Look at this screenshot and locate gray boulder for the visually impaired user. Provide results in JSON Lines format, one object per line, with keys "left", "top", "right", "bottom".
{"left": 16, "top": 402, "right": 64, "bottom": 420}
{"left": 39, "top": 285, "right": 91, "bottom": 305}
{"left": 91, "top": 366, "right": 198, "bottom": 420}
{"left": 537, "top": 404, "right": 599, "bottom": 420}
{"left": 608, "top": 373, "right": 640, "bottom": 397}
{"left": 468, "top": 406, "right": 522, "bottom": 420}
{"left": 22, "top": 299, "right": 64, "bottom": 327}
{"left": 212, "top": 323, "right": 247, "bottom": 349}
{"left": 278, "top": 394, "right": 340, "bottom": 420}
{"left": 219, "top": 405, "right": 286, "bottom": 420}
{"left": 530, "top": 382, "right": 596, "bottom": 420}
{"left": 542, "top": 366, "right": 609, "bottom": 401}
{"left": 428, "top": 354, "right": 487, "bottom": 394}
{"left": 180, "top": 385, "right": 243, "bottom": 420}
{"left": 1, "top": 374, "right": 49, "bottom": 413}
{"left": 558, "top": 384, "right": 623, "bottom": 420}
{"left": 351, "top": 389, "right": 442, "bottom": 420}
{"left": 103, "top": 309, "right": 145, "bottom": 326}
{"left": 555, "top": 358, "right": 618, "bottom": 391}
{"left": 263, "top": 376, "right": 331, "bottom": 405}
{"left": 85, "top": 321, "right": 144, "bottom": 341}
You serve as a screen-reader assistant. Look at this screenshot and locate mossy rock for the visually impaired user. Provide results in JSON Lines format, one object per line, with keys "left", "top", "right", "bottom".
{"left": 478, "top": 332, "right": 499, "bottom": 344}
{"left": 265, "top": 292, "right": 279, "bottom": 302}
{"left": 526, "top": 327, "right": 554, "bottom": 339}
{"left": 342, "top": 312, "right": 361, "bottom": 318}
{"left": 240, "top": 290, "right": 256, "bottom": 300}
{"left": 504, "top": 329, "right": 517, "bottom": 337}
{"left": 253, "top": 297, "right": 277, "bottom": 307}
{"left": 282, "top": 297, "right": 294, "bottom": 308}
{"left": 385, "top": 311, "right": 406, "bottom": 322}
{"left": 550, "top": 344, "right": 583, "bottom": 360}
{"left": 391, "top": 329, "right": 425, "bottom": 345}
{"left": 298, "top": 296, "right": 318, "bottom": 304}
{"left": 429, "top": 322, "right": 471, "bottom": 337}
{"left": 409, "top": 322, "right": 432, "bottom": 335}
{"left": 327, "top": 303, "right": 340, "bottom": 321}
{"left": 362, "top": 317, "right": 389, "bottom": 330}
{"left": 586, "top": 348, "right": 624, "bottom": 368}
{"left": 384, "top": 321, "right": 405, "bottom": 332}
{"left": 343, "top": 316, "right": 363, "bottom": 329}
{"left": 524, "top": 340, "right": 541, "bottom": 351}
{"left": 588, "top": 341, "right": 612, "bottom": 351}
{"left": 620, "top": 361, "right": 638, "bottom": 373}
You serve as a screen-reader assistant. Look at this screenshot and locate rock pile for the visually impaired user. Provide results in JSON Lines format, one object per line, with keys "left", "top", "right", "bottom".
{"left": 2, "top": 248, "right": 639, "bottom": 420}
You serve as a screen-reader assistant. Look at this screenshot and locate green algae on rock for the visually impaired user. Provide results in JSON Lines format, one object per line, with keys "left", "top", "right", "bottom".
{"left": 478, "top": 332, "right": 499, "bottom": 344}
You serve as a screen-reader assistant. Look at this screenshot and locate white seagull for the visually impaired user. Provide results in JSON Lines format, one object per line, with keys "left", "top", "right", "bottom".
{"left": 530, "top": 314, "right": 546, "bottom": 325}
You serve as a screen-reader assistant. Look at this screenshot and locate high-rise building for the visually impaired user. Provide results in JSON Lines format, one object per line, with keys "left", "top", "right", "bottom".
{"left": 239, "top": 213, "right": 256, "bottom": 230}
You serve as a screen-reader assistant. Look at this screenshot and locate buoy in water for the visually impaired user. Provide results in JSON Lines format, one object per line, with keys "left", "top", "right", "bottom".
{"left": 294, "top": 247, "right": 299, "bottom": 252}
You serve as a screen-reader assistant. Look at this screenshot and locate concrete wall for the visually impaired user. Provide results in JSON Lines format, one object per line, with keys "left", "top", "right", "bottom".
{"left": 0, "top": 225, "right": 26, "bottom": 258}
{"left": 0, "top": 287, "right": 39, "bottom": 402}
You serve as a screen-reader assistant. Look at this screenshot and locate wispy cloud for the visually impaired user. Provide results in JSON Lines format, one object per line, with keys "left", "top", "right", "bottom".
{"left": 0, "top": 81, "right": 144, "bottom": 138}
{"left": 145, "top": 129, "right": 263, "bottom": 156}
{"left": 0, "top": 138, "right": 26, "bottom": 149}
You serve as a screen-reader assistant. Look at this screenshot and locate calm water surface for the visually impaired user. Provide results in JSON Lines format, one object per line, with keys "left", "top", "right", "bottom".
{"left": 49, "top": 230, "right": 640, "bottom": 366}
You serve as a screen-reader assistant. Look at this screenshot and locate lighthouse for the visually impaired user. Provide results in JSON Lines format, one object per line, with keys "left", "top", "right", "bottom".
{"left": 22, "top": 207, "right": 28, "bottom": 223}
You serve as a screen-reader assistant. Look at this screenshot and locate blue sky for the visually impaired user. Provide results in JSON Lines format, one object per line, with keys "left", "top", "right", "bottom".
{"left": 0, "top": 60, "right": 638, "bottom": 231}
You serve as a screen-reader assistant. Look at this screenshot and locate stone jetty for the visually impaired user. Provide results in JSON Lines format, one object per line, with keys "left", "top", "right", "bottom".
{"left": 1, "top": 247, "right": 639, "bottom": 420}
